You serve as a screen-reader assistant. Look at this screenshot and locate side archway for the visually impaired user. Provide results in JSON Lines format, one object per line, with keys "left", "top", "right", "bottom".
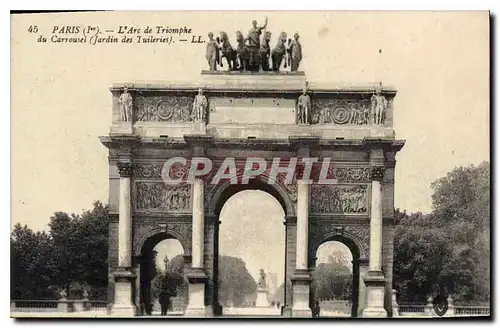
{"left": 309, "top": 232, "right": 365, "bottom": 317}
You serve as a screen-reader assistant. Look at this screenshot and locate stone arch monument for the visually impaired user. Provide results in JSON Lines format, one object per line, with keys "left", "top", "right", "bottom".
{"left": 100, "top": 68, "right": 405, "bottom": 317}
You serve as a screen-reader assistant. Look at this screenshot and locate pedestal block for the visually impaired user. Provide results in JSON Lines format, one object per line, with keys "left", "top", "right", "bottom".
{"left": 362, "top": 270, "right": 387, "bottom": 318}
{"left": 291, "top": 269, "right": 312, "bottom": 317}
{"left": 255, "top": 288, "right": 270, "bottom": 307}
{"left": 185, "top": 268, "right": 211, "bottom": 317}
{"left": 111, "top": 267, "right": 137, "bottom": 317}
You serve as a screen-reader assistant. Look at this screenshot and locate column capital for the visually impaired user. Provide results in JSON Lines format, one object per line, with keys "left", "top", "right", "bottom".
{"left": 117, "top": 161, "right": 134, "bottom": 177}
{"left": 370, "top": 166, "right": 385, "bottom": 181}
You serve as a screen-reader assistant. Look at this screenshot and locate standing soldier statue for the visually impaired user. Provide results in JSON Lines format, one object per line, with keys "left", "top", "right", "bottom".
{"left": 192, "top": 88, "right": 208, "bottom": 122}
{"left": 245, "top": 17, "right": 268, "bottom": 71}
{"left": 119, "top": 86, "right": 133, "bottom": 122}
{"left": 371, "top": 82, "right": 388, "bottom": 125}
{"left": 297, "top": 87, "right": 311, "bottom": 124}
{"left": 206, "top": 32, "right": 219, "bottom": 71}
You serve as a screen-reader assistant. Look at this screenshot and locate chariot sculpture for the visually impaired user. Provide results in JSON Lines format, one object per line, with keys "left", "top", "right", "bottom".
{"left": 206, "top": 17, "right": 303, "bottom": 72}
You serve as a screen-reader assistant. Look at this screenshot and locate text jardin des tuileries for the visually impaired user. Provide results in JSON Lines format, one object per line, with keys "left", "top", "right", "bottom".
{"left": 30, "top": 25, "right": 205, "bottom": 45}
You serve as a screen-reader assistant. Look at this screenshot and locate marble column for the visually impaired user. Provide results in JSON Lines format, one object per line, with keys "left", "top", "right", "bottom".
{"left": 185, "top": 177, "right": 209, "bottom": 317}
{"left": 291, "top": 179, "right": 312, "bottom": 317}
{"left": 362, "top": 166, "right": 387, "bottom": 317}
{"left": 111, "top": 161, "right": 136, "bottom": 317}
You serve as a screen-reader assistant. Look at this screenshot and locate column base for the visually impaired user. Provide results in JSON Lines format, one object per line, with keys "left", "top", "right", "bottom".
{"left": 362, "top": 270, "right": 387, "bottom": 318}
{"left": 185, "top": 268, "right": 209, "bottom": 317}
{"left": 111, "top": 267, "right": 137, "bottom": 317}
{"left": 282, "top": 306, "right": 293, "bottom": 317}
{"left": 291, "top": 269, "right": 312, "bottom": 318}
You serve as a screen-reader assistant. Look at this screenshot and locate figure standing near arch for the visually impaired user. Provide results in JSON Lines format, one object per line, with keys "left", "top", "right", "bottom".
{"left": 297, "top": 87, "right": 311, "bottom": 124}
{"left": 192, "top": 89, "right": 208, "bottom": 122}
{"left": 371, "top": 84, "right": 388, "bottom": 125}
{"left": 119, "top": 86, "right": 133, "bottom": 122}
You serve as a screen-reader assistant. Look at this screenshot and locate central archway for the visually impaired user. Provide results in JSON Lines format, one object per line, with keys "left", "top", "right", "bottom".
{"left": 209, "top": 178, "right": 294, "bottom": 316}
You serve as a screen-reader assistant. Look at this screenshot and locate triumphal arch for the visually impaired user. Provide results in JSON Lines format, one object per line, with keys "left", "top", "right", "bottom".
{"left": 100, "top": 30, "right": 404, "bottom": 317}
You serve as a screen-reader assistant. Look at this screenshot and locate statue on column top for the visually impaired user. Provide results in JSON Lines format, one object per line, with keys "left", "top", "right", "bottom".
{"left": 118, "top": 86, "right": 133, "bottom": 122}
{"left": 192, "top": 89, "right": 208, "bottom": 122}
{"left": 371, "top": 82, "right": 388, "bottom": 125}
{"left": 297, "top": 86, "right": 311, "bottom": 124}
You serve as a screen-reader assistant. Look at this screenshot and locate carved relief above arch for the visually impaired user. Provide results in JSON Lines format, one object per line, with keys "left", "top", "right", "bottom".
{"left": 133, "top": 221, "right": 192, "bottom": 257}
{"left": 309, "top": 223, "right": 370, "bottom": 260}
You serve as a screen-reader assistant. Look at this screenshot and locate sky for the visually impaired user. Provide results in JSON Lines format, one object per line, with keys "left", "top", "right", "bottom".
{"left": 11, "top": 12, "right": 489, "bottom": 244}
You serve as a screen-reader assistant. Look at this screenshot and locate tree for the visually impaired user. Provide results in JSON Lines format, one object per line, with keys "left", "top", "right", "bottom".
{"left": 312, "top": 259, "right": 352, "bottom": 301}
{"left": 218, "top": 256, "right": 257, "bottom": 307}
{"left": 393, "top": 162, "right": 490, "bottom": 304}
{"left": 10, "top": 224, "right": 57, "bottom": 299}
{"left": 11, "top": 201, "right": 109, "bottom": 300}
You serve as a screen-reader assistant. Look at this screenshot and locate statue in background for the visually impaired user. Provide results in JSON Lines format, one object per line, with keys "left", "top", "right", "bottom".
{"left": 297, "top": 87, "right": 311, "bottom": 124}
{"left": 371, "top": 83, "right": 388, "bottom": 125}
{"left": 119, "top": 86, "right": 133, "bottom": 122}
{"left": 290, "top": 33, "right": 303, "bottom": 71}
{"left": 258, "top": 269, "right": 267, "bottom": 288}
{"left": 192, "top": 89, "right": 208, "bottom": 122}
{"left": 205, "top": 32, "right": 219, "bottom": 71}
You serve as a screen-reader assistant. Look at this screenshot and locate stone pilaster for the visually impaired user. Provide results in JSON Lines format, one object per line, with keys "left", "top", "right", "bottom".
{"left": 111, "top": 161, "right": 136, "bottom": 317}
{"left": 362, "top": 164, "right": 387, "bottom": 318}
{"left": 283, "top": 216, "right": 296, "bottom": 317}
{"left": 289, "top": 137, "right": 317, "bottom": 318}
{"left": 183, "top": 135, "right": 213, "bottom": 317}
{"left": 291, "top": 180, "right": 312, "bottom": 317}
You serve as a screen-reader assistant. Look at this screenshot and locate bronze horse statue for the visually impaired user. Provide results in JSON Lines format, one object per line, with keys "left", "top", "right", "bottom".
{"left": 271, "top": 32, "right": 288, "bottom": 72}
{"left": 235, "top": 31, "right": 249, "bottom": 71}
{"left": 259, "top": 31, "right": 272, "bottom": 71}
{"left": 217, "top": 31, "right": 238, "bottom": 71}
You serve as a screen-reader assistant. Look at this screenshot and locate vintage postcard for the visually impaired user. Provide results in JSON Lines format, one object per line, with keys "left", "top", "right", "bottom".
{"left": 10, "top": 10, "right": 490, "bottom": 319}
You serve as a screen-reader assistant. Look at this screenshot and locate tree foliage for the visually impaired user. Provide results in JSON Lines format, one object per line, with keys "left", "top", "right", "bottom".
{"left": 218, "top": 256, "right": 257, "bottom": 307}
{"left": 312, "top": 253, "right": 352, "bottom": 301}
{"left": 394, "top": 162, "right": 490, "bottom": 303}
{"left": 11, "top": 201, "right": 109, "bottom": 300}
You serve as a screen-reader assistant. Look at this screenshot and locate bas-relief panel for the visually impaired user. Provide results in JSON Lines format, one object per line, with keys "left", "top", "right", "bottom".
{"left": 133, "top": 182, "right": 191, "bottom": 212}
{"left": 310, "top": 184, "right": 369, "bottom": 214}
{"left": 134, "top": 96, "right": 194, "bottom": 122}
